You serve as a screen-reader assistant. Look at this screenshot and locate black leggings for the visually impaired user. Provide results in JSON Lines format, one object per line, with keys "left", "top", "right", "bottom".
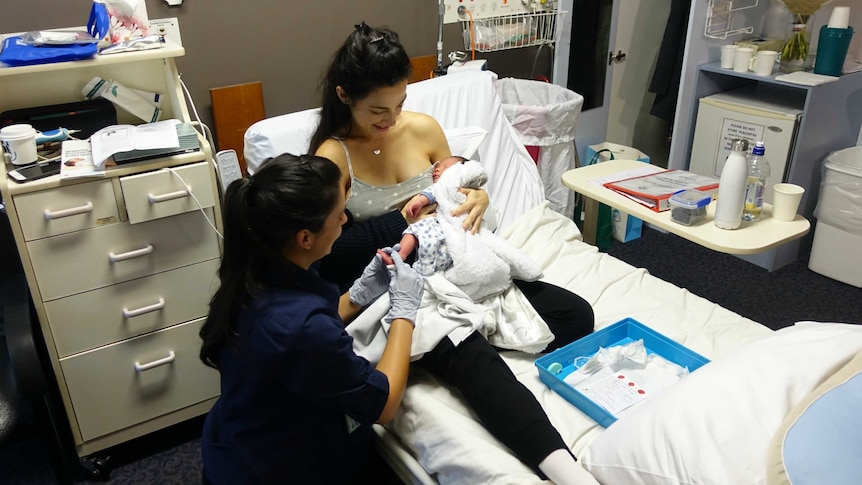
{"left": 513, "top": 279, "right": 595, "bottom": 352}
{"left": 416, "top": 280, "right": 594, "bottom": 471}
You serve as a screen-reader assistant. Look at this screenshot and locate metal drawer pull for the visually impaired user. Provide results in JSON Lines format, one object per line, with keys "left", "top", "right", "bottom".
{"left": 148, "top": 188, "right": 190, "bottom": 203}
{"left": 134, "top": 351, "right": 176, "bottom": 372}
{"left": 122, "top": 297, "right": 166, "bottom": 318}
{"left": 43, "top": 201, "right": 94, "bottom": 220}
{"left": 108, "top": 244, "right": 154, "bottom": 262}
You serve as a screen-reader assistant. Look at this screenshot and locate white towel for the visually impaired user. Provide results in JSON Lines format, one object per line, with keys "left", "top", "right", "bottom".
{"left": 347, "top": 273, "right": 554, "bottom": 364}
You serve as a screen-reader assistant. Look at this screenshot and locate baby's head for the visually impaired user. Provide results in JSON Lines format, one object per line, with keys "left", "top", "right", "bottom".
{"left": 432, "top": 155, "right": 467, "bottom": 182}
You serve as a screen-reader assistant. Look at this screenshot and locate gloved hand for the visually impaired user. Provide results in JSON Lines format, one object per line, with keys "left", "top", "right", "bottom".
{"left": 348, "top": 249, "right": 394, "bottom": 306}
{"left": 385, "top": 251, "right": 425, "bottom": 325}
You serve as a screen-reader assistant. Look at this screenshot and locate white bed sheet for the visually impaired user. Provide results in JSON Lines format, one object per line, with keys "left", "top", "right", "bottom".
{"left": 376, "top": 203, "right": 773, "bottom": 485}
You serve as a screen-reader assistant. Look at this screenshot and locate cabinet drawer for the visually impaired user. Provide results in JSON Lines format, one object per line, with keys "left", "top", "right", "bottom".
{"left": 46, "top": 259, "right": 220, "bottom": 357}
{"left": 120, "top": 162, "right": 215, "bottom": 224}
{"left": 13, "top": 179, "right": 119, "bottom": 241}
{"left": 28, "top": 208, "right": 221, "bottom": 301}
{"left": 60, "top": 318, "right": 220, "bottom": 442}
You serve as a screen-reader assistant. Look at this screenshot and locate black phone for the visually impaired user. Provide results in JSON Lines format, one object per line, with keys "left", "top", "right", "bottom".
{"left": 7, "top": 160, "right": 61, "bottom": 183}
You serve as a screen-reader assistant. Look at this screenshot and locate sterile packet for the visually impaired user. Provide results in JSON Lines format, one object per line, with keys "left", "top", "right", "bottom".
{"left": 99, "top": 35, "right": 164, "bottom": 55}
{"left": 20, "top": 31, "right": 99, "bottom": 45}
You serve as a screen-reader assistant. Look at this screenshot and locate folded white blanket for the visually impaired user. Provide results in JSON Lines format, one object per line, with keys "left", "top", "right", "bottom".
{"left": 347, "top": 272, "right": 554, "bottom": 364}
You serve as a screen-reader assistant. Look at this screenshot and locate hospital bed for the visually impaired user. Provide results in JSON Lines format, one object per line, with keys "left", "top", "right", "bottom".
{"left": 243, "top": 70, "right": 862, "bottom": 485}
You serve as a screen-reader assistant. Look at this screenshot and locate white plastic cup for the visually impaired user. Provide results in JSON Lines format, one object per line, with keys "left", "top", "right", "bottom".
{"left": 0, "top": 124, "right": 38, "bottom": 166}
{"left": 827, "top": 6, "right": 851, "bottom": 29}
{"left": 720, "top": 44, "right": 738, "bottom": 69}
{"left": 754, "top": 50, "right": 778, "bottom": 76}
{"left": 733, "top": 47, "right": 754, "bottom": 73}
{"left": 772, "top": 183, "right": 805, "bottom": 222}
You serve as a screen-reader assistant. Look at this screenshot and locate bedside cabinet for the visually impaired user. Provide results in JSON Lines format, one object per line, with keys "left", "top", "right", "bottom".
{"left": 0, "top": 30, "right": 224, "bottom": 473}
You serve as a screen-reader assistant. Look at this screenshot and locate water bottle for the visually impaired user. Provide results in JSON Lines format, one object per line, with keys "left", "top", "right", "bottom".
{"left": 743, "top": 141, "right": 771, "bottom": 221}
{"left": 714, "top": 139, "right": 749, "bottom": 230}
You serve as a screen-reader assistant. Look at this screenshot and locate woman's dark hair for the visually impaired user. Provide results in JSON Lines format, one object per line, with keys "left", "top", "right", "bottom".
{"left": 308, "top": 22, "right": 412, "bottom": 153}
{"left": 199, "top": 153, "right": 342, "bottom": 369}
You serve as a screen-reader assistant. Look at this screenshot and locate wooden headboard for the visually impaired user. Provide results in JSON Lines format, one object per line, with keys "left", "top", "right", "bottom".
{"left": 409, "top": 55, "right": 437, "bottom": 84}
{"left": 210, "top": 82, "right": 265, "bottom": 176}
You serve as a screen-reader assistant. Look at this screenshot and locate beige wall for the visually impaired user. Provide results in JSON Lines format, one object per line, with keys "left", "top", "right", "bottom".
{"left": 0, "top": 1, "right": 549, "bottom": 146}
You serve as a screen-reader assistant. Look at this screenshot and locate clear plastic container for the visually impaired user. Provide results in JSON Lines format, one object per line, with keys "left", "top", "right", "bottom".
{"left": 670, "top": 189, "right": 712, "bottom": 226}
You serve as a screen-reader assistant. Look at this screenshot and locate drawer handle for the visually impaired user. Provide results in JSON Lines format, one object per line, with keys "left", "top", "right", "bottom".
{"left": 148, "top": 188, "right": 190, "bottom": 204}
{"left": 43, "top": 201, "right": 94, "bottom": 220}
{"left": 109, "top": 244, "right": 154, "bottom": 262}
{"left": 123, "top": 297, "right": 166, "bottom": 318}
{"left": 134, "top": 351, "right": 176, "bottom": 372}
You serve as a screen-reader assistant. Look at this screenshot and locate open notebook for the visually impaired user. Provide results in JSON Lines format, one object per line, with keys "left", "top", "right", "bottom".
{"left": 113, "top": 122, "right": 200, "bottom": 164}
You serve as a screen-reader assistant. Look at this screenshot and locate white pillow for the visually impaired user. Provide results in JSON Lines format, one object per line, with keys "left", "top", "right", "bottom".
{"left": 443, "top": 126, "right": 487, "bottom": 160}
{"left": 244, "top": 116, "right": 486, "bottom": 174}
{"left": 579, "top": 322, "right": 862, "bottom": 485}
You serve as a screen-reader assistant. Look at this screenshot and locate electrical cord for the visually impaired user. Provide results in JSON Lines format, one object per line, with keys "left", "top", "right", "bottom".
{"left": 177, "top": 74, "right": 234, "bottom": 203}
{"left": 178, "top": 75, "right": 216, "bottom": 152}
{"left": 529, "top": 42, "right": 545, "bottom": 80}
{"left": 163, "top": 166, "right": 223, "bottom": 240}
{"left": 468, "top": 9, "right": 476, "bottom": 60}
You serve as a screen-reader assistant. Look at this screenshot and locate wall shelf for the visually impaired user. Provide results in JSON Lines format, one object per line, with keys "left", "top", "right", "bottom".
{"left": 705, "top": 0, "right": 760, "bottom": 39}
{"left": 460, "top": 10, "right": 566, "bottom": 52}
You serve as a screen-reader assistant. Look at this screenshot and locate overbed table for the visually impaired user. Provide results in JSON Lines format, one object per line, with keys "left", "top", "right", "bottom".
{"left": 561, "top": 159, "right": 810, "bottom": 255}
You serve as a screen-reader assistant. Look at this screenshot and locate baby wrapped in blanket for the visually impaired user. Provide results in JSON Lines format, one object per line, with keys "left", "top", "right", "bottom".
{"left": 396, "top": 156, "right": 544, "bottom": 301}
{"left": 350, "top": 157, "right": 553, "bottom": 363}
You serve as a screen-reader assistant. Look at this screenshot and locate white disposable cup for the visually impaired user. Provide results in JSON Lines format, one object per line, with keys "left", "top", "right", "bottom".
{"left": 754, "top": 50, "right": 778, "bottom": 76}
{"left": 733, "top": 47, "right": 754, "bottom": 73}
{"left": 772, "top": 183, "right": 805, "bottom": 222}
{"left": 0, "top": 124, "right": 38, "bottom": 166}
{"left": 827, "top": 6, "right": 851, "bottom": 29}
{"left": 720, "top": 44, "right": 738, "bottom": 69}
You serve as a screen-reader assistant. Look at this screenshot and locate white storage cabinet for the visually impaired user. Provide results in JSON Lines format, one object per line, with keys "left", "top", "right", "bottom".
{"left": 0, "top": 34, "right": 223, "bottom": 473}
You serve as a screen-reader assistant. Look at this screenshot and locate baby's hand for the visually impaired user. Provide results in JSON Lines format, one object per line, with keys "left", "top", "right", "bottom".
{"left": 404, "top": 194, "right": 431, "bottom": 218}
{"left": 377, "top": 248, "right": 395, "bottom": 266}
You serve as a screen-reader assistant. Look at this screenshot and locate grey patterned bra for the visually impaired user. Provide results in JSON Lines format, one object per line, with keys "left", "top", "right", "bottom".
{"left": 335, "top": 138, "right": 433, "bottom": 223}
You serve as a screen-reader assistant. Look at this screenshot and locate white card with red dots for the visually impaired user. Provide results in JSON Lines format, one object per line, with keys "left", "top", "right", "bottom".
{"left": 578, "top": 373, "right": 648, "bottom": 414}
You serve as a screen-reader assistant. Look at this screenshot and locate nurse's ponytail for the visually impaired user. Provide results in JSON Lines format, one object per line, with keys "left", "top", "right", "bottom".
{"left": 200, "top": 153, "right": 342, "bottom": 369}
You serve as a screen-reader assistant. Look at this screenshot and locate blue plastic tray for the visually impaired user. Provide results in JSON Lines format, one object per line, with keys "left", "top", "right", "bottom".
{"left": 535, "top": 317, "right": 710, "bottom": 427}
